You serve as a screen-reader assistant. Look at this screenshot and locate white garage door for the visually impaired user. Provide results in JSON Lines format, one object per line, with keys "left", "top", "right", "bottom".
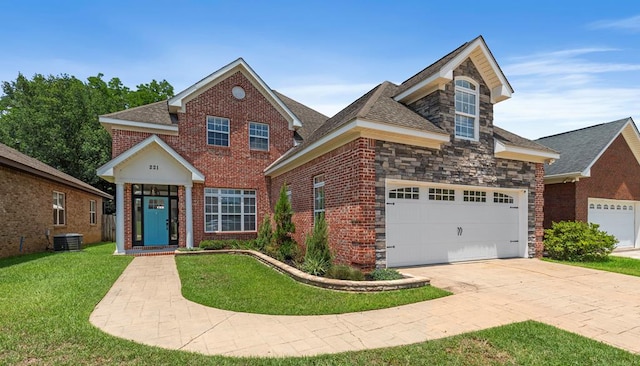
{"left": 588, "top": 199, "right": 637, "bottom": 248}
{"left": 386, "top": 183, "right": 525, "bottom": 267}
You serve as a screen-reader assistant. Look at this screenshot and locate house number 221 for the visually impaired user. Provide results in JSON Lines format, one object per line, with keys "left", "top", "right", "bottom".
{"left": 149, "top": 164, "right": 159, "bottom": 170}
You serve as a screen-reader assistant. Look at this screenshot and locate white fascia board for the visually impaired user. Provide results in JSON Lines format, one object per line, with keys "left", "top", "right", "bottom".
{"left": 168, "top": 58, "right": 302, "bottom": 130}
{"left": 97, "top": 134, "right": 205, "bottom": 183}
{"left": 100, "top": 117, "right": 179, "bottom": 134}
{"left": 494, "top": 139, "right": 560, "bottom": 164}
{"left": 394, "top": 69, "right": 453, "bottom": 103}
{"left": 543, "top": 172, "right": 585, "bottom": 184}
{"left": 395, "top": 37, "right": 513, "bottom": 104}
{"left": 265, "top": 119, "right": 449, "bottom": 176}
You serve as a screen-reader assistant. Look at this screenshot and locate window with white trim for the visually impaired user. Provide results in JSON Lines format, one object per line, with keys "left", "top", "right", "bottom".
{"left": 249, "top": 122, "right": 269, "bottom": 151}
{"left": 53, "top": 191, "right": 65, "bottom": 225}
{"left": 286, "top": 185, "right": 292, "bottom": 204}
{"left": 493, "top": 192, "right": 514, "bottom": 204}
{"left": 454, "top": 78, "right": 479, "bottom": 140}
{"left": 463, "top": 190, "right": 486, "bottom": 202}
{"left": 90, "top": 200, "right": 97, "bottom": 225}
{"left": 389, "top": 187, "right": 419, "bottom": 199}
{"left": 204, "top": 189, "right": 256, "bottom": 232}
{"left": 206, "top": 116, "right": 230, "bottom": 147}
{"left": 428, "top": 188, "right": 455, "bottom": 201}
{"left": 313, "top": 175, "right": 325, "bottom": 223}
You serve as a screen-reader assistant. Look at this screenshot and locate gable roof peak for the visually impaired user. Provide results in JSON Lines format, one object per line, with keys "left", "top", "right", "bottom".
{"left": 394, "top": 35, "right": 513, "bottom": 105}
{"left": 167, "top": 58, "right": 302, "bottom": 130}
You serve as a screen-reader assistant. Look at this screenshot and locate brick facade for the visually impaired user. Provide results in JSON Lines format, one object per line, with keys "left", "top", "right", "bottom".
{"left": 0, "top": 165, "right": 104, "bottom": 258}
{"left": 112, "top": 71, "right": 294, "bottom": 249}
{"left": 544, "top": 134, "right": 640, "bottom": 227}
{"left": 270, "top": 138, "right": 377, "bottom": 269}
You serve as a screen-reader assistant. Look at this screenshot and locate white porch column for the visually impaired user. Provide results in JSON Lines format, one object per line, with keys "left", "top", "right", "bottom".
{"left": 185, "top": 185, "right": 194, "bottom": 249}
{"left": 115, "top": 182, "right": 125, "bottom": 254}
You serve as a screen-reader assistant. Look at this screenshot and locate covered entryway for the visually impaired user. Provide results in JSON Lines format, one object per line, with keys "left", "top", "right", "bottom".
{"left": 588, "top": 198, "right": 638, "bottom": 248}
{"left": 97, "top": 135, "right": 205, "bottom": 254}
{"left": 386, "top": 181, "right": 528, "bottom": 267}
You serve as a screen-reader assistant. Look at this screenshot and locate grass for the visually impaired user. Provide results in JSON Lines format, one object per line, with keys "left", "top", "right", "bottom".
{"left": 0, "top": 242, "right": 638, "bottom": 365}
{"left": 176, "top": 254, "right": 450, "bottom": 315}
{"left": 544, "top": 255, "right": 640, "bottom": 277}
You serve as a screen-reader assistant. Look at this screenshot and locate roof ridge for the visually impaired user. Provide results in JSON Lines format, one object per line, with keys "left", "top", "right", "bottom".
{"left": 397, "top": 39, "right": 472, "bottom": 86}
{"left": 102, "top": 99, "right": 168, "bottom": 118}
{"left": 536, "top": 117, "right": 631, "bottom": 140}
{"left": 357, "top": 81, "right": 390, "bottom": 118}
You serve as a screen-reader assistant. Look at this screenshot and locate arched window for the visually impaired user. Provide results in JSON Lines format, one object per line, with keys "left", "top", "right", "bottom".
{"left": 454, "top": 77, "right": 479, "bottom": 140}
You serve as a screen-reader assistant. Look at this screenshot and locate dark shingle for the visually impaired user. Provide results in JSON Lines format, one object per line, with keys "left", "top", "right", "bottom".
{"left": 0, "top": 142, "right": 111, "bottom": 198}
{"left": 273, "top": 91, "right": 329, "bottom": 140}
{"left": 536, "top": 118, "right": 631, "bottom": 176}
{"left": 101, "top": 100, "right": 176, "bottom": 125}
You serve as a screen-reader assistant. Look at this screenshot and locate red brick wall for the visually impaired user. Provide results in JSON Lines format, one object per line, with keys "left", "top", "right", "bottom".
{"left": 543, "top": 182, "right": 576, "bottom": 228}
{"left": 270, "top": 138, "right": 377, "bottom": 269}
{"left": 575, "top": 134, "right": 640, "bottom": 221}
{"left": 112, "top": 71, "right": 294, "bottom": 247}
{"left": 1, "top": 165, "right": 104, "bottom": 258}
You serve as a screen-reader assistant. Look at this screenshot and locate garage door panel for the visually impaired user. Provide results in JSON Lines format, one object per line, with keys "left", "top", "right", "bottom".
{"left": 588, "top": 199, "right": 636, "bottom": 248}
{"left": 386, "top": 183, "right": 524, "bottom": 267}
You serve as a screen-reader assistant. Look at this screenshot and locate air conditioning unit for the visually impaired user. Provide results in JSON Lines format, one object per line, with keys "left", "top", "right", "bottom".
{"left": 53, "top": 234, "right": 83, "bottom": 251}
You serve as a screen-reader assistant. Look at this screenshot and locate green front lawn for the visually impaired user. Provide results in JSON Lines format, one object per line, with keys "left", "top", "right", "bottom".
{"left": 176, "top": 254, "right": 450, "bottom": 315}
{"left": 1, "top": 242, "right": 638, "bottom": 365}
{"left": 544, "top": 255, "right": 640, "bottom": 277}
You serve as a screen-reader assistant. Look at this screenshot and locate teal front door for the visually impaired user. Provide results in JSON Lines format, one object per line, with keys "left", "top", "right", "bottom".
{"left": 143, "top": 197, "right": 168, "bottom": 246}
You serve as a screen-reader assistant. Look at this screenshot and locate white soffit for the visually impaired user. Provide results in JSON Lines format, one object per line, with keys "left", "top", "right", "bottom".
{"left": 494, "top": 139, "right": 560, "bottom": 164}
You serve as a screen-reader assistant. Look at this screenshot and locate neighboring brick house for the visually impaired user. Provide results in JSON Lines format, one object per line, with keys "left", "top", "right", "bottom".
{"left": 536, "top": 118, "right": 640, "bottom": 249}
{"left": 98, "top": 36, "right": 558, "bottom": 268}
{"left": 0, "top": 142, "right": 111, "bottom": 258}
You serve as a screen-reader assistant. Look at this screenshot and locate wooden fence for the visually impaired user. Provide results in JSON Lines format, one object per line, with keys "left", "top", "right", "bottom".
{"left": 102, "top": 214, "right": 116, "bottom": 242}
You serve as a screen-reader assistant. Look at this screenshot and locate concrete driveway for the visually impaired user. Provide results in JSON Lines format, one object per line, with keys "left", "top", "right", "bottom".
{"left": 90, "top": 256, "right": 640, "bottom": 357}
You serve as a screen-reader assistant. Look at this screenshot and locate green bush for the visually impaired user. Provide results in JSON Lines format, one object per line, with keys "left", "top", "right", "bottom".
{"left": 199, "top": 240, "right": 227, "bottom": 250}
{"left": 326, "top": 265, "right": 365, "bottom": 281}
{"left": 301, "top": 257, "right": 331, "bottom": 276}
{"left": 273, "top": 184, "right": 297, "bottom": 260}
{"left": 255, "top": 215, "right": 273, "bottom": 251}
{"left": 303, "top": 214, "right": 332, "bottom": 275}
{"left": 370, "top": 268, "right": 404, "bottom": 281}
{"left": 544, "top": 221, "right": 617, "bottom": 262}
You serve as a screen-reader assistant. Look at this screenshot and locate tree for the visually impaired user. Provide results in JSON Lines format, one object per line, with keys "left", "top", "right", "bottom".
{"left": 0, "top": 73, "right": 174, "bottom": 199}
{"left": 273, "top": 184, "right": 297, "bottom": 260}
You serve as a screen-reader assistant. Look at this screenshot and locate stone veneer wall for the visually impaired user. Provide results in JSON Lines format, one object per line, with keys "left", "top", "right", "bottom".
{"left": 374, "top": 141, "right": 538, "bottom": 267}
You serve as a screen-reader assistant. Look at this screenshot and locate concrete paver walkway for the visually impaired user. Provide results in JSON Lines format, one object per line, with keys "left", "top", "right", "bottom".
{"left": 90, "top": 256, "right": 640, "bottom": 357}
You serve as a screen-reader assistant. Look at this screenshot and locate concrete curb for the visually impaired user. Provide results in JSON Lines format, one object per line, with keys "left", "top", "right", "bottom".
{"left": 175, "top": 249, "right": 431, "bottom": 292}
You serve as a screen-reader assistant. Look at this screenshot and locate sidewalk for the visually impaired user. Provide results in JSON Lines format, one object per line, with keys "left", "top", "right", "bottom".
{"left": 90, "top": 256, "right": 640, "bottom": 357}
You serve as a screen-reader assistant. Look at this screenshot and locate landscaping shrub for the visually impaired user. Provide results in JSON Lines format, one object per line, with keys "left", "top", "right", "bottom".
{"left": 326, "top": 265, "right": 365, "bottom": 281}
{"left": 273, "top": 184, "right": 297, "bottom": 260}
{"left": 255, "top": 215, "right": 273, "bottom": 251}
{"left": 303, "top": 214, "right": 332, "bottom": 275}
{"left": 370, "top": 268, "right": 404, "bottom": 281}
{"left": 544, "top": 221, "right": 617, "bottom": 261}
{"left": 199, "top": 240, "right": 227, "bottom": 250}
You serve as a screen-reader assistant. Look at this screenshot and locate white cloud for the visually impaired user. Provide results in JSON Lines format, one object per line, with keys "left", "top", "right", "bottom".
{"left": 589, "top": 15, "right": 640, "bottom": 32}
{"left": 495, "top": 47, "right": 640, "bottom": 139}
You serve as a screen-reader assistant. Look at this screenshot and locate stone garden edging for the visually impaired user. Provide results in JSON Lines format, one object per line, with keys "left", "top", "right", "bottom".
{"left": 175, "top": 249, "right": 431, "bottom": 292}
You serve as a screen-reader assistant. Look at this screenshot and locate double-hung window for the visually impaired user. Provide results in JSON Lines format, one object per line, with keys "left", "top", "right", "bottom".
{"left": 207, "top": 116, "right": 230, "bottom": 147}
{"left": 249, "top": 122, "right": 269, "bottom": 151}
{"left": 313, "top": 175, "right": 325, "bottom": 223}
{"left": 89, "top": 200, "right": 97, "bottom": 225}
{"left": 204, "top": 189, "right": 256, "bottom": 232}
{"left": 454, "top": 78, "right": 479, "bottom": 140}
{"left": 53, "top": 191, "right": 65, "bottom": 226}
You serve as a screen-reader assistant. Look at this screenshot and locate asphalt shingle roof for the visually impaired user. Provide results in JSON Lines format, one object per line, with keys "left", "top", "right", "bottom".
{"left": 0, "top": 142, "right": 112, "bottom": 198}
{"left": 493, "top": 126, "right": 558, "bottom": 154}
{"left": 102, "top": 100, "right": 177, "bottom": 125}
{"left": 535, "top": 118, "right": 631, "bottom": 176}
{"left": 273, "top": 91, "right": 328, "bottom": 140}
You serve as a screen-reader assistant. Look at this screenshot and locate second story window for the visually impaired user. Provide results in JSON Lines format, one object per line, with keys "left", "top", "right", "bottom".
{"left": 454, "top": 78, "right": 479, "bottom": 141}
{"left": 249, "top": 122, "right": 269, "bottom": 151}
{"left": 207, "top": 116, "right": 230, "bottom": 147}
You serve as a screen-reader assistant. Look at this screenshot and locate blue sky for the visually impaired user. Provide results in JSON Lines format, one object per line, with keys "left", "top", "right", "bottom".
{"left": 2, "top": 1, "right": 639, "bottom": 139}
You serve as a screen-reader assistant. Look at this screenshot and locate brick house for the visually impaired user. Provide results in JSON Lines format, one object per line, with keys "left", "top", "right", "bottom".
{"left": 98, "top": 36, "right": 558, "bottom": 268}
{"left": 1, "top": 142, "right": 111, "bottom": 258}
{"left": 536, "top": 118, "right": 640, "bottom": 249}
